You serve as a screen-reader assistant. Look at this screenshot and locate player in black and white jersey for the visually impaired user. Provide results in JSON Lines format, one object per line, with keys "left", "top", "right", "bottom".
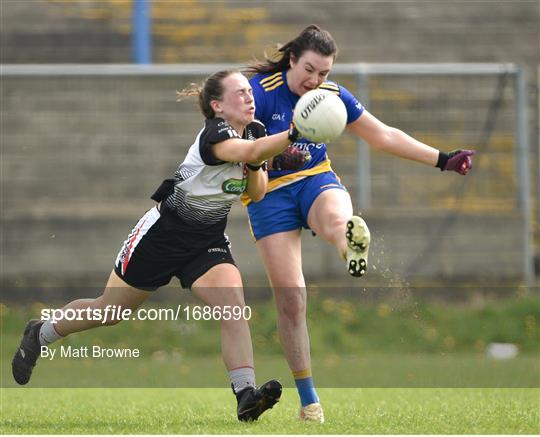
{"left": 12, "top": 70, "right": 303, "bottom": 422}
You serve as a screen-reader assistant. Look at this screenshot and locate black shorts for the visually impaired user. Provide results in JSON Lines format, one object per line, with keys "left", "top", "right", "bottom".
{"left": 114, "top": 206, "right": 236, "bottom": 290}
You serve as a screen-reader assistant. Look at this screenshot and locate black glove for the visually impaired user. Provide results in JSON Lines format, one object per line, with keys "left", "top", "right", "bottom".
{"left": 288, "top": 123, "right": 300, "bottom": 143}
{"left": 436, "top": 149, "right": 476, "bottom": 175}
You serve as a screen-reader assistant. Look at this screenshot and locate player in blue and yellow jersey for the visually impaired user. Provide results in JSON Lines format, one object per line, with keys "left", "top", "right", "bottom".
{"left": 248, "top": 70, "right": 363, "bottom": 232}
{"left": 245, "top": 25, "right": 475, "bottom": 423}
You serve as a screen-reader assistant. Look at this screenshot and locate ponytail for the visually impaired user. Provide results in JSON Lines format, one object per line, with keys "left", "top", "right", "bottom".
{"left": 176, "top": 70, "right": 237, "bottom": 119}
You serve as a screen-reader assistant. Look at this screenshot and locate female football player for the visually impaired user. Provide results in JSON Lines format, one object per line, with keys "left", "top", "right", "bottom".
{"left": 12, "top": 70, "right": 302, "bottom": 422}
{"left": 245, "top": 25, "right": 475, "bottom": 422}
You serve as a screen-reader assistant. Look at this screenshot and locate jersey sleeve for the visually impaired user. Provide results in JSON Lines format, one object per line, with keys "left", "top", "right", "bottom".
{"left": 199, "top": 118, "right": 241, "bottom": 165}
{"left": 339, "top": 85, "right": 365, "bottom": 124}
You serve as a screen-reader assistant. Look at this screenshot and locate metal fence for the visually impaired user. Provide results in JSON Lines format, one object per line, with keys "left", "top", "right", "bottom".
{"left": 1, "top": 64, "right": 535, "bottom": 286}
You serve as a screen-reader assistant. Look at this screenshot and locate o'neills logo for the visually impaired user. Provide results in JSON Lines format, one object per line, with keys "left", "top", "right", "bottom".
{"left": 222, "top": 178, "right": 247, "bottom": 194}
{"left": 300, "top": 93, "right": 326, "bottom": 119}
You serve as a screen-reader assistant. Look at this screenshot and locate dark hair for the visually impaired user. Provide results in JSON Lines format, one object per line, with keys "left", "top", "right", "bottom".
{"left": 176, "top": 70, "right": 237, "bottom": 119}
{"left": 246, "top": 25, "right": 337, "bottom": 75}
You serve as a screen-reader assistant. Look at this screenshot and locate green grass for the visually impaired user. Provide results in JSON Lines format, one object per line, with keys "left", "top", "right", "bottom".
{"left": 2, "top": 297, "right": 538, "bottom": 433}
{"left": 1, "top": 387, "right": 538, "bottom": 434}
{"left": 2, "top": 295, "right": 539, "bottom": 356}
{"left": 1, "top": 354, "right": 539, "bottom": 388}
{"left": 2, "top": 297, "right": 539, "bottom": 388}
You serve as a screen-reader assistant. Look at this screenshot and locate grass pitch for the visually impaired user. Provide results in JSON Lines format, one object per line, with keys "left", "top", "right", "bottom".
{"left": 2, "top": 297, "right": 538, "bottom": 433}
{"left": 1, "top": 387, "right": 538, "bottom": 434}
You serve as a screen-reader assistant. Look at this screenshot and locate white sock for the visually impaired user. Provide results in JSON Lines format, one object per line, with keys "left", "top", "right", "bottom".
{"left": 39, "top": 320, "right": 63, "bottom": 345}
{"left": 229, "top": 366, "right": 256, "bottom": 394}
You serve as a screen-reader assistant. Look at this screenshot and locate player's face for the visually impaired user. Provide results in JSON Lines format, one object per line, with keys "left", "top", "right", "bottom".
{"left": 214, "top": 73, "right": 255, "bottom": 130}
{"left": 288, "top": 50, "right": 334, "bottom": 96}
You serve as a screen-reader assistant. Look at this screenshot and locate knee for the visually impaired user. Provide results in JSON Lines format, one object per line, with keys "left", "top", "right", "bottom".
{"left": 214, "top": 288, "right": 247, "bottom": 322}
{"left": 276, "top": 290, "right": 306, "bottom": 323}
{"left": 226, "top": 287, "right": 246, "bottom": 306}
{"left": 211, "top": 287, "right": 245, "bottom": 309}
{"left": 318, "top": 210, "right": 347, "bottom": 241}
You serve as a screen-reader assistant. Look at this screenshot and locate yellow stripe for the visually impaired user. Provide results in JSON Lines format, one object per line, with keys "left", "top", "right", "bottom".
{"left": 263, "top": 80, "right": 284, "bottom": 92}
{"left": 241, "top": 160, "right": 332, "bottom": 206}
{"left": 261, "top": 75, "right": 283, "bottom": 88}
{"left": 319, "top": 85, "right": 340, "bottom": 95}
{"left": 267, "top": 160, "right": 331, "bottom": 191}
{"left": 293, "top": 368, "right": 312, "bottom": 379}
{"left": 320, "top": 83, "right": 338, "bottom": 90}
{"left": 240, "top": 192, "right": 251, "bottom": 206}
{"left": 319, "top": 88, "right": 339, "bottom": 94}
{"left": 247, "top": 215, "right": 256, "bottom": 242}
{"left": 259, "top": 72, "right": 282, "bottom": 85}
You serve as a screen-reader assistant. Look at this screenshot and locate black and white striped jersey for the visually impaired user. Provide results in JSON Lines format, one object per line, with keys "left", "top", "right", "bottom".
{"left": 161, "top": 117, "right": 266, "bottom": 235}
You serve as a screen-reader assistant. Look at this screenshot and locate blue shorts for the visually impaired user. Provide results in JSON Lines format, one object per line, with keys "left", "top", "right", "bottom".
{"left": 247, "top": 171, "right": 347, "bottom": 241}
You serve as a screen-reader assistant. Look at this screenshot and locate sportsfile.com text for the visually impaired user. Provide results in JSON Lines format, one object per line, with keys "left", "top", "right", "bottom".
{"left": 40, "top": 305, "right": 252, "bottom": 324}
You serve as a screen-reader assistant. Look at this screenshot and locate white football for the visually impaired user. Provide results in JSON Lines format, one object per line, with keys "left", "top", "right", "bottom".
{"left": 293, "top": 88, "right": 347, "bottom": 143}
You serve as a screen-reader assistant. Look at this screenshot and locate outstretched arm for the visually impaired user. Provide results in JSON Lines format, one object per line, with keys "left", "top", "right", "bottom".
{"left": 347, "top": 110, "right": 439, "bottom": 165}
{"left": 347, "top": 110, "right": 474, "bottom": 175}
{"left": 211, "top": 125, "right": 300, "bottom": 202}
{"left": 213, "top": 127, "right": 298, "bottom": 165}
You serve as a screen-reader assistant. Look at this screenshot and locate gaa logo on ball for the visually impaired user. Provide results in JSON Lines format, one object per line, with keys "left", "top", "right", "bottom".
{"left": 293, "top": 89, "right": 347, "bottom": 143}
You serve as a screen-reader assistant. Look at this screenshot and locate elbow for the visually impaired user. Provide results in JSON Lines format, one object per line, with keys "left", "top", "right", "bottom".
{"left": 371, "top": 127, "right": 401, "bottom": 152}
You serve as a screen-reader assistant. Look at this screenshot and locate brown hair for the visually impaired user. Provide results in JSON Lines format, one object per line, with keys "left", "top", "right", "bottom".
{"left": 176, "top": 70, "right": 237, "bottom": 119}
{"left": 246, "top": 25, "right": 338, "bottom": 75}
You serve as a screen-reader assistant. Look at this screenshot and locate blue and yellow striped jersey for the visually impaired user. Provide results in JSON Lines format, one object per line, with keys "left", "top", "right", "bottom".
{"left": 250, "top": 70, "right": 364, "bottom": 181}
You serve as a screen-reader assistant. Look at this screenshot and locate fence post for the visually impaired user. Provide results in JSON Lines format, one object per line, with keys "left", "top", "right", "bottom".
{"left": 513, "top": 68, "right": 535, "bottom": 286}
{"left": 537, "top": 65, "right": 540, "bottom": 284}
{"left": 132, "top": 0, "right": 152, "bottom": 64}
{"left": 356, "top": 70, "right": 371, "bottom": 211}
